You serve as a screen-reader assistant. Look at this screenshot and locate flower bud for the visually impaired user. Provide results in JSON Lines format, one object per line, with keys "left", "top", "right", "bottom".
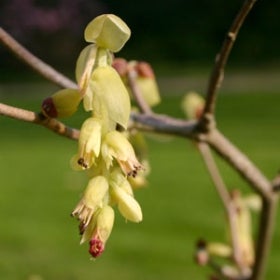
{"left": 84, "top": 14, "right": 131, "bottom": 52}
{"left": 221, "top": 265, "right": 240, "bottom": 279}
{"left": 128, "top": 61, "right": 161, "bottom": 107}
{"left": 207, "top": 242, "right": 232, "bottom": 258}
{"left": 110, "top": 184, "right": 142, "bottom": 223}
{"left": 112, "top": 58, "right": 128, "bottom": 77}
{"left": 41, "top": 89, "right": 81, "bottom": 118}
{"left": 136, "top": 61, "right": 155, "bottom": 79}
{"left": 243, "top": 194, "right": 262, "bottom": 212}
{"left": 135, "top": 77, "right": 161, "bottom": 107}
{"left": 194, "top": 239, "right": 209, "bottom": 266}
{"left": 181, "top": 91, "right": 205, "bottom": 120}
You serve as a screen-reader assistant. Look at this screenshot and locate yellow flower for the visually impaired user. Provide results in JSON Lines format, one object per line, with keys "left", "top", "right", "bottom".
{"left": 84, "top": 14, "right": 131, "bottom": 52}
{"left": 110, "top": 183, "right": 142, "bottom": 223}
{"left": 80, "top": 205, "right": 115, "bottom": 258}
{"left": 86, "top": 65, "right": 131, "bottom": 129}
{"left": 71, "top": 176, "right": 109, "bottom": 229}
{"left": 102, "top": 130, "right": 142, "bottom": 176}
{"left": 76, "top": 117, "right": 102, "bottom": 169}
{"left": 81, "top": 205, "right": 115, "bottom": 241}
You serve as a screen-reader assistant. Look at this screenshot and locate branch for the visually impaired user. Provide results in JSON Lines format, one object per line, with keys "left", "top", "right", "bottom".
{"left": 272, "top": 173, "right": 280, "bottom": 191}
{"left": 251, "top": 196, "right": 278, "bottom": 280}
{"left": 197, "top": 142, "right": 243, "bottom": 268}
{"left": 0, "top": 27, "right": 77, "bottom": 89}
{"left": 204, "top": 129, "right": 271, "bottom": 200}
{"left": 131, "top": 114, "right": 271, "bottom": 200}
{"left": 202, "top": 129, "right": 279, "bottom": 280}
{"left": 203, "top": 0, "right": 257, "bottom": 115}
{"left": 0, "top": 102, "right": 79, "bottom": 140}
{"left": 130, "top": 112, "right": 197, "bottom": 137}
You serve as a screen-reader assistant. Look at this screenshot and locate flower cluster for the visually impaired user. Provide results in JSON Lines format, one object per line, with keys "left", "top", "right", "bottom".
{"left": 41, "top": 14, "right": 146, "bottom": 258}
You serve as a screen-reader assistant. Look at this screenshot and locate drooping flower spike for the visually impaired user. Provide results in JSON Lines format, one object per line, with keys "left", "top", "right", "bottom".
{"left": 66, "top": 14, "right": 145, "bottom": 258}
{"left": 42, "top": 14, "right": 147, "bottom": 258}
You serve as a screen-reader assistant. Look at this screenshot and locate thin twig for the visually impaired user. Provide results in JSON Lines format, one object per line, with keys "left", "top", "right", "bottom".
{"left": 0, "top": 102, "right": 79, "bottom": 140}
{"left": 0, "top": 27, "right": 77, "bottom": 89}
{"left": 130, "top": 112, "right": 197, "bottom": 137}
{"left": 251, "top": 196, "right": 278, "bottom": 280}
{"left": 205, "top": 129, "right": 271, "bottom": 200}
{"left": 197, "top": 142, "right": 243, "bottom": 269}
{"left": 272, "top": 173, "right": 280, "bottom": 192}
{"left": 127, "top": 67, "right": 153, "bottom": 114}
{"left": 203, "top": 0, "right": 257, "bottom": 115}
{"left": 204, "top": 129, "right": 279, "bottom": 280}
{"left": 197, "top": 142, "right": 231, "bottom": 206}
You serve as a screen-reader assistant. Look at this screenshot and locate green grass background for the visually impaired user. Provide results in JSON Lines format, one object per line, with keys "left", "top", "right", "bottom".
{"left": 0, "top": 81, "right": 280, "bottom": 280}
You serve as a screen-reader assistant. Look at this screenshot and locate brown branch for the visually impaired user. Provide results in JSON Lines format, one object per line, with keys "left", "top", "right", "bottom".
{"left": 203, "top": 129, "right": 278, "bottom": 280}
{"left": 204, "top": 129, "right": 271, "bottom": 200}
{"left": 251, "top": 196, "right": 278, "bottom": 280}
{"left": 131, "top": 112, "right": 278, "bottom": 280}
{"left": 0, "top": 102, "right": 79, "bottom": 140}
{"left": 203, "top": 0, "right": 257, "bottom": 115}
{"left": 197, "top": 142, "right": 243, "bottom": 269}
{"left": 197, "top": 142, "right": 231, "bottom": 207}
{"left": 130, "top": 112, "right": 197, "bottom": 137}
{"left": 0, "top": 27, "right": 77, "bottom": 89}
{"left": 131, "top": 113, "right": 272, "bottom": 199}
{"left": 127, "top": 67, "right": 153, "bottom": 114}
{"left": 272, "top": 173, "right": 280, "bottom": 191}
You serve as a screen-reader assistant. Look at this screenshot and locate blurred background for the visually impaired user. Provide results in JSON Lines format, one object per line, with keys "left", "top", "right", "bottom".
{"left": 0, "top": 0, "right": 280, "bottom": 280}
{"left": 1, "top": 0, "right": 280, "bottom": 75}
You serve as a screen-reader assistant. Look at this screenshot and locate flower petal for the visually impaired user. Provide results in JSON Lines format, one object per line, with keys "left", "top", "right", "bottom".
{"left": 90, "top": 66, "right": 131, "bottom": 129}
{"left": 84, "top": 14, "right": 131, "bottom": 52}
{"left": 111, "top": 184, "right": 142, "bottom": 223}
